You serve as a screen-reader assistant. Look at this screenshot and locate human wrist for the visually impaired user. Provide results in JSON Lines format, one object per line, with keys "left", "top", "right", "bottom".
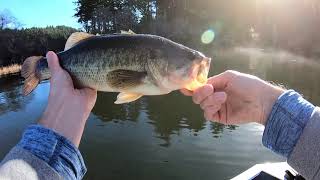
{"left": 260, "top": 84, "right": 285, "bottom": 125}
{"left": 38, "top": 106, "right": 89, "bottom": 147}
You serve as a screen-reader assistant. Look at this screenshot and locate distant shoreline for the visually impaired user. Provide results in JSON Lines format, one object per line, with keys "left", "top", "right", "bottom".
{"left": 0, "top": 64, "right": 21, "bottom": 77}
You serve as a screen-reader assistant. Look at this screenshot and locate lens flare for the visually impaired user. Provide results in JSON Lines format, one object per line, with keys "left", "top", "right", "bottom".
{"left": 201, "top": 30, "right": 215, "bottom": 44}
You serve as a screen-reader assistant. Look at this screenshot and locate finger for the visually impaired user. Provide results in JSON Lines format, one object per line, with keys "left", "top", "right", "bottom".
{"left": 218, "top": 103, "right": 227, "bottom": 124}
{"left": 200, "top": 92, "right": 227, "bottom": 109}
{"left": 205, "top": 112, "right": 221, "bottom": 123}
{"left": 180, "top": 89, "right": 193, "bottom": 96}
{"left": 212, "top": 113, "right": 220, "bottom": 122}
{"left": 203, "top": 104, "right": 221, "bottom": 120}
{"left": 192, "top": 84, "right": 214, "bottom": 104}
{"left": 46, "top": 51, "right": 61, "bottom": 75}
{"left": 207, "top": 70, "right": 238, "bottom": 90}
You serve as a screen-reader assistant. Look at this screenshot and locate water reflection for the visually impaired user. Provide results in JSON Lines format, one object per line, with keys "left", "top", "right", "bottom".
{"left": 0, "top": 75, "right": 34, "bottom": 114}
{"left": 146, "top": 92, "right": 207, "bottom": 146}
{"left": 210, "top": 123, "right": 238, "bottom": 138}
{"left": 92, "top": 85, "right": 237, "bottom": 147}
{"left": 92, "top": 92, "right": 142, "bottom": 122}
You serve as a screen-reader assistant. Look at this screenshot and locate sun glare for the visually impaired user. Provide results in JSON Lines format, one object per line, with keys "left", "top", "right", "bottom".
{"left": 259, "top": 0, "right": 276, "bottom": 4}
{"left": 259, "top": 0, "right": 289, "bottom": 6}
{"left": 201, "top": 30, "right": 215, "bottom": 44}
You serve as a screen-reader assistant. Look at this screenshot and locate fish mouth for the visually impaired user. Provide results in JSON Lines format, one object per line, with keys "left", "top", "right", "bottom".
{"left": 184, "top": 57, "right": 211, "bottom": 91}
{"left": 197, "top": 57, "right": 211, "bottom": 83}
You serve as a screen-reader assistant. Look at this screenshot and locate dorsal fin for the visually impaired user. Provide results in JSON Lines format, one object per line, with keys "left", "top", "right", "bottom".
{"left": 64, "top": 32, "right": 94, "bottom": 50}
{"left": 120, "top": 29, "right": 136, "bottom": 35}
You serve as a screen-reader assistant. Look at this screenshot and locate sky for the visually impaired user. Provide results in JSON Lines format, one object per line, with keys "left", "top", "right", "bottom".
{"left": 0, "top": 0, "right": 81, "bottom": 28}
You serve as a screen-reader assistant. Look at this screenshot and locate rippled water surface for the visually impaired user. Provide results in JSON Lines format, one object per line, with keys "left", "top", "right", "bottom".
{"left": 2, "top": 48, "right": 320, "bottom": 179}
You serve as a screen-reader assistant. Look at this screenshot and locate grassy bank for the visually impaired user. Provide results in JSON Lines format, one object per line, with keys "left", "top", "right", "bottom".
{"left": 0, "top": 64, "right": 21, "bottom": 76}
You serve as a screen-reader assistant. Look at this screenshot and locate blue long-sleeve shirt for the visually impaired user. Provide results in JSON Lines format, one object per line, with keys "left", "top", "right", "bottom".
{"left": 7, "top": 90, "right": 316, "bottom": 179}
{"left": 262, "top": 90, "right": 315, "bottom": 157}
{"left": 16, "top": 125, "right": 86, "bottom": 179}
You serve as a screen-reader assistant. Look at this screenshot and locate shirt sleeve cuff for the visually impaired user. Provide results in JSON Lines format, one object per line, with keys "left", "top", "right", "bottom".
{"left": 17, "top": 124, "right": 87, "bottom": 179}
{"left": 262, "top": 90, "right": 315, "bottom": 158}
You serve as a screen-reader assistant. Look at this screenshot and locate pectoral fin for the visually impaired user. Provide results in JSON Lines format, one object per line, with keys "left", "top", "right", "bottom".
{"left": 107, "top": 69, "right": 147, "bottom": 89}
{"left": 115, "top": 92, "right": 143, "bottom": 104}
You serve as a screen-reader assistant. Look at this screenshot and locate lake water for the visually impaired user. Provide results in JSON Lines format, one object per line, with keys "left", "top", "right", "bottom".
{"left": 1, "top": 48, "right": 320, "bottom": 179}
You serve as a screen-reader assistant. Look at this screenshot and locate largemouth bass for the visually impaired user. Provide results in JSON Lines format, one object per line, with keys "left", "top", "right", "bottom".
{"left": 22, "top": 31, "right": 211, "bottom": 104}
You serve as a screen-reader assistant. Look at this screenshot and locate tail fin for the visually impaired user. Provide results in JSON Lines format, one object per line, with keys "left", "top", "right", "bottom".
{"left": 21, "top": 56, "right": 43, "bottom": 95}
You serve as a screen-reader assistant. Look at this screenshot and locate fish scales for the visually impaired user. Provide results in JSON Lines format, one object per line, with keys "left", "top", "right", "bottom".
{"left": 58, "top": 48, "right": 149, "bottom": 89}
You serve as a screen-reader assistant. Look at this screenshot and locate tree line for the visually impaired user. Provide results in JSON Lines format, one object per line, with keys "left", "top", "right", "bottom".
{"left": 0, "top": 26, "right": 77, "bottom": 66}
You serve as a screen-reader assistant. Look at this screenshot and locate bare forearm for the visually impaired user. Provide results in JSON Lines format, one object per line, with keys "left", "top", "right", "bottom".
{"left": 39, "top": 95, "right": 90, "bottom": 147}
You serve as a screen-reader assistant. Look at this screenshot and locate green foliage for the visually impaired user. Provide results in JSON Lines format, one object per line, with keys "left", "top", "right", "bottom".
{"left": 74, "top": 0, "right": 141, "bottom": 33}
{"left": 0, "top": 26, "right": 77, "bottom": 66}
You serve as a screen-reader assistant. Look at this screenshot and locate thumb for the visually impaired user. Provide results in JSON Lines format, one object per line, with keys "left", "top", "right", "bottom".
{"left": 46, "top": 51, "right": 61, "bottom": 75}
{"left": 207, "top": 70, "right": 237, "bottom": 89}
